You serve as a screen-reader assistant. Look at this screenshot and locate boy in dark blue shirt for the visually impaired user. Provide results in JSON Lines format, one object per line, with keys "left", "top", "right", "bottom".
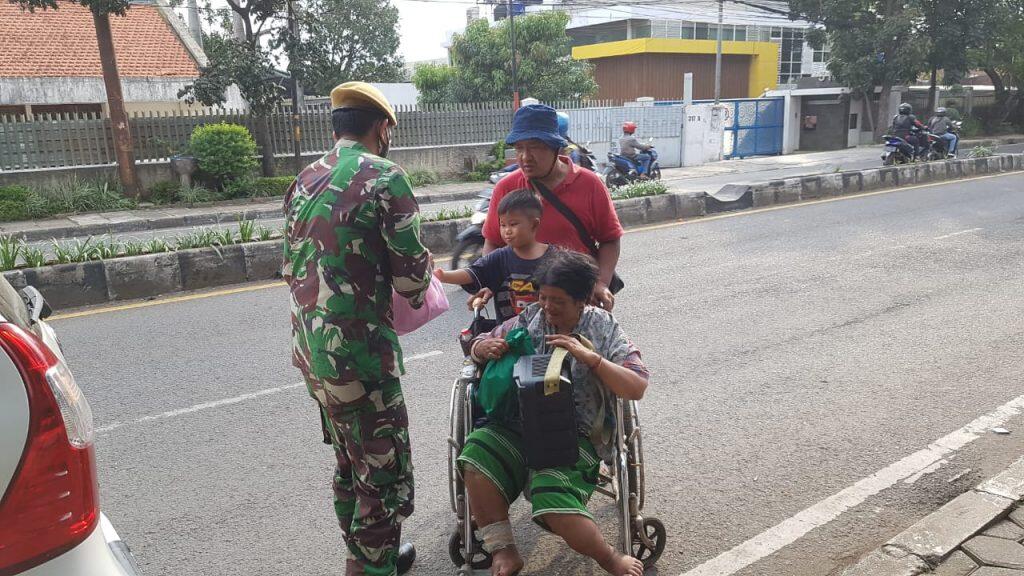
{"left": 435, "top": 189, "right": 552, "bottom": 322}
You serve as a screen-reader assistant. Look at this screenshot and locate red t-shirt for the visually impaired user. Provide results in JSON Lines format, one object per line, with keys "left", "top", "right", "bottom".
{"left": 483, "top": 157, "right": 624, "bottom": 254}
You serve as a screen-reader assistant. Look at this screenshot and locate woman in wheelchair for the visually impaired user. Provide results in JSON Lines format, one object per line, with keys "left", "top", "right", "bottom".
{"left": 459, "top": 249, "right": 649, "bottom": 576}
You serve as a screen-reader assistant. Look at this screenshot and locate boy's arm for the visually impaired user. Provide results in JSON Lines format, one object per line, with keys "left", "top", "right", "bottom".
{"left": 435, "top": 268, "right": 474, "bottom": 285}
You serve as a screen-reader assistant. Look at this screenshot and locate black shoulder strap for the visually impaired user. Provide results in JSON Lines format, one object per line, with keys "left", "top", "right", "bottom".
{"left": 530, "top": 179, "right": 599, "bottom": 257}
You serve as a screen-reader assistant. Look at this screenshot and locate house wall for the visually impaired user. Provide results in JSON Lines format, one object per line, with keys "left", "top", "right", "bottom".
{"left": 0, "top": 77, "right": 246, "bottom": 114}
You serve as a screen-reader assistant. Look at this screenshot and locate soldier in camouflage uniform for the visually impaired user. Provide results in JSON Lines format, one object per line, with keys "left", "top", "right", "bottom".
{"left": 283, "top": 82, "right": 432, "bottom": 576}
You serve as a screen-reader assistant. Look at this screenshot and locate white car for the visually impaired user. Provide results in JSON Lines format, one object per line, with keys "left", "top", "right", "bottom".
{"left": 0, "top": 280, "right": 139, "bottom": 576}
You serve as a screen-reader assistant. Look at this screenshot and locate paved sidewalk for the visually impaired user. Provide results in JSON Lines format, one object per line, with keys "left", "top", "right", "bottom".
{"left": 3, "top": 135, "right": 1021, "bottom": 243}
{"left": 846, "top": 458, "right": 1024, "bottom": 576}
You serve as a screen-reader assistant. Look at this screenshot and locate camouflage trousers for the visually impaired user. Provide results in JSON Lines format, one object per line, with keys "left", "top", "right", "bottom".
{"left": 319, "top": 378, "right": 414, "bottom": 576}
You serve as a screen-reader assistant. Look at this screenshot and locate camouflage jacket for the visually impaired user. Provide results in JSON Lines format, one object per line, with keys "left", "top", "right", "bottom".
{"left": 284, "top": 139, "right": 432, "bottom": 406}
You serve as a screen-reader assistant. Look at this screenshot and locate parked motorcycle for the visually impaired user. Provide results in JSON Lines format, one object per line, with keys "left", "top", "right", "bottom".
{"left": 451, "top": 190, "right": 491, "bottom": 270}
{"left": 605, "top": 145, "right": 661, "bottom": 187}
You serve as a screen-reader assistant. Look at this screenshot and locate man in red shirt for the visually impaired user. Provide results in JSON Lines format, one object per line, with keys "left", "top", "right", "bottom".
{"left": 483, "top": 104, "right": 623, "bottom": 310}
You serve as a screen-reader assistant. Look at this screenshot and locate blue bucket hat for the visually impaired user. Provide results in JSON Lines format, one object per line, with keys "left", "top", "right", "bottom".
{"left": 506, "top": 104, "right": 567, "bottom": 150}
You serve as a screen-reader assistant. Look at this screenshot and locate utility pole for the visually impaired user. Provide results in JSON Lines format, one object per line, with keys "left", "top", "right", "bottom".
{"left": 714, "top": 0, "right": 723, "bottom": 104}
{"left": 92, "top": 11, "right": 141, "bottom": 198}
{"left": 508, "top": 0, "right": 520, "bottom": 109}
{"left": 287, "top": 0, "right": 303, "bottom": 174}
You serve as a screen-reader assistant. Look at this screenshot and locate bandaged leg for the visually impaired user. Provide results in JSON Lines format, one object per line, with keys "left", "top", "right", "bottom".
{"left": 479, "top": 520, "right": 516, "bottom": 553}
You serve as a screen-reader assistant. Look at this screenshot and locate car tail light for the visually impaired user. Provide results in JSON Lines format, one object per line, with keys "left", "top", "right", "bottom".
{"left": 0, "top": 323, "right": 98, "bottom": 576}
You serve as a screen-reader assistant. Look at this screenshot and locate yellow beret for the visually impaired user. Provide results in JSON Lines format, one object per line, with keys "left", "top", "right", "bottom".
{"left": 330, "top": 82, "right": 397, "bottom": 126}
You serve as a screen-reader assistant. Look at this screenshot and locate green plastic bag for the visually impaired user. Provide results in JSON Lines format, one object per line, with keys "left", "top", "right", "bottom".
{"left": 477, "top": 327, "right": 535, "bottom": 423}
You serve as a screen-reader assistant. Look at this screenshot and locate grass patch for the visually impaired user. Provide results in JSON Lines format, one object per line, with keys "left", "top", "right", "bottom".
{"left": 408, "top": 170, "right": 440, "bottom": 187}
{"left": 426, "top": 206, "right": 474, "bottom": 222}
{"left": 610, "top": 180, "right": 668, "bottom": 200}
{"left": 967, "top": 145, "right": 994, "bottom": 158}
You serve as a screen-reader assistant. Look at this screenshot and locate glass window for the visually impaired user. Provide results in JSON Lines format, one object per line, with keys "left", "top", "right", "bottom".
{"left": 633, "top": 20, "right": 652, "bottom": 39}
{"left": 734, "top": 27, "right": 747, "bottom": 41}
{"left": 771, "top": 27, "right": 782, "bottom": 39}
{"left": 695, "top": 22, "right": 710, "bottom": 40}
{"left": 680, "top": 21, "right": 695, "bottom": 39}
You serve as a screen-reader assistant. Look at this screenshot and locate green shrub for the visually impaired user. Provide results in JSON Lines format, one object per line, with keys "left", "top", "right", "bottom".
{"left": 223, "top": 176, "right": 257, "bottom": 199}
{"left": 463, "top": 141, "right": 509, "bottom": 181}
{"left": 408, "top": 170, "right": 439, "bottom": 187}
{"left": 178, "top": 185, "right": 224, "bottom": 206}
{"left": 967, "top": 145, "right": 994, "bottom": 158}
{"left": 0, "top": 236, "right": 22, "bottom": 270}
{"left": 611, "top": 181, "right": 668, "bottom": 200}
{"left": 148, "top": 181, "right": 182, "bottom": 205}
{"left": 252, "top": 176, "right": 293, "bottom": 198}
{"left": 189, "top": 123, "right": 258, "bottom": 188}
{"left": 0, "top": 186, "right": 42, "bottom": 222}
{"left": 425, "top": 206, "right": 474, "bottom": 221}
{"left": 43, "top": 177, "right": 135, "bottom": 215}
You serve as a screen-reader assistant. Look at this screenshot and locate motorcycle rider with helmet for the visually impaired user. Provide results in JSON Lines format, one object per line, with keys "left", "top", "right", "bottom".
{"left": 890, "top": 103, "right": 927, "bottom": 160}
{"left": 928, "top": 107, "right": 959, "bottom": 158}
{"left": 618, "top": 121, "right": 653, "bottom": 177}
{"left": 557, "top": 112, "right": 581, "bottom": 165}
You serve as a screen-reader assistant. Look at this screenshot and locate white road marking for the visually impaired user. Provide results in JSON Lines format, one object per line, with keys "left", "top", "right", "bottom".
{"left": 94, "top": 350, "right": 444, "bottom": 435}
{"left": 680, "top": 394, "right": 1024, "bottom": 576}
{"left": 934, "top": 227, "right": 983, "bottom": 240}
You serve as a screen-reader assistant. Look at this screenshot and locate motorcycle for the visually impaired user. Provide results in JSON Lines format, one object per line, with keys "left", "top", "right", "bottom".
{"left": 605, "top": 145, "right": 661, "bottom": 188}
{"left": 881, "top": 132, "right": 920, "bottom": 166}
{"left": 925, "top": 121, "right": 962, "bottom": 160}
{"left": 451, "top": 189, "right": 491, "bottom": 270}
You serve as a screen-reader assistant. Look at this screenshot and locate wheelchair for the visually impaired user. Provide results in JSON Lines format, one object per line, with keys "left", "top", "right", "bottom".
{"left": 446, "top": 310, "right": 666, "bottom": 575}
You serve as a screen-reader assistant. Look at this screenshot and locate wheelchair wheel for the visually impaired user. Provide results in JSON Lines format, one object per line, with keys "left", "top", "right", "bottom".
{"left": 632, "top": 517, "right": 667, "bottom": 568}
{"left": 448, "top": 379, "right": 465, "bottom": 514}
{"left": 448, "top": 528, "right": 493, "bottom": 570}
{"left": 623, "top": 401, "right": 645, "bottom": 511}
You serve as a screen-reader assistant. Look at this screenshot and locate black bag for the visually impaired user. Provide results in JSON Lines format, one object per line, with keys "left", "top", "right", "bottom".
{"left": 514, "top": 350, "right": 579, "bottom": 469}
{"left": 530, "top": 179, "right": 625, "bottom": 294}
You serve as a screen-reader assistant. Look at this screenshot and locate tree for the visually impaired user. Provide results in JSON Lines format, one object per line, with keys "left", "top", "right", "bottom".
{"left": 289, "top": 0, "right": 405, "bottom": 97}
{"left": 968, "top": 0, "right": 1024, "bottom": 124}
{"left": 918, "top": 0, "right": 987, "bottom": 114}
{"left": 412, "top": 11, "right": 597, "bottom": 104}
{"left": 13, "top": 0, "right": 141, "bottom": 197}
{"left": 791, "top": 0, "right": 928, "bottom": 137}
{"left": 179, "top": 0, "right": 286, "bottom": 176}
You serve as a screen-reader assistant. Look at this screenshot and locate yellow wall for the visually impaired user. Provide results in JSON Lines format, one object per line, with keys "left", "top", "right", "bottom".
{"left": 572, "top": 38, "right": 779, "bottom": 98}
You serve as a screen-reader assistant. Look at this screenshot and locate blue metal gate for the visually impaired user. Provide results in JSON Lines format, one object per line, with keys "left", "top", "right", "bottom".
{"left": 722, "top": 98, "right": 784, "bottom": 159}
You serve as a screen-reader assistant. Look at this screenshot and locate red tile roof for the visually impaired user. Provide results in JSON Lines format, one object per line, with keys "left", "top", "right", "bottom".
{"left": 0, "top": 2, "right": 200, "bottom": 78}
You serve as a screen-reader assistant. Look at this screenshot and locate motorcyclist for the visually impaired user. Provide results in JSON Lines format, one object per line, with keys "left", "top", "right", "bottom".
{"left": 618, "top": 121, "right": 653, "bottom": 177}
{"left": 928, "top": 107, "right": 959, "bottom": 158}
{"left": 890, "top": 103, "right": 926, "bottom": 159}
{"left": 558, "top": 112, "right": 581, "bottom": 165}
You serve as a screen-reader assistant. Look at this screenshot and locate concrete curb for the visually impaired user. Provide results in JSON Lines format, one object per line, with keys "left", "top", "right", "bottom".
{"left": 716, "top": 153, "right": 1024, "bottom": 214}
{"left": 4, "top": 153, "right": 1022, "bottom": 311}
{"left": 844, "top": 458, "right": 1024, "bottom": 575}
{"left": 4, "top": 189, "right": 484, "bottom": 243}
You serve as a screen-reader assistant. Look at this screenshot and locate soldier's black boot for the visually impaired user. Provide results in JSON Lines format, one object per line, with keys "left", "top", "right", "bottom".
{"left": 397, "top": 542, "right": 416, "bottom": 575}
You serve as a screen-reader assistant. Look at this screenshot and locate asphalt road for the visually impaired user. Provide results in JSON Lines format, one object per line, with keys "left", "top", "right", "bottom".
{"left": 51, "top": 171, "right": 1024, "bottom": 576}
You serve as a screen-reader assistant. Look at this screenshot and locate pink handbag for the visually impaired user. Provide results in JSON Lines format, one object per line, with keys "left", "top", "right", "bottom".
{"left": 392, "top": 275, "right": 450, "bottom": 335}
